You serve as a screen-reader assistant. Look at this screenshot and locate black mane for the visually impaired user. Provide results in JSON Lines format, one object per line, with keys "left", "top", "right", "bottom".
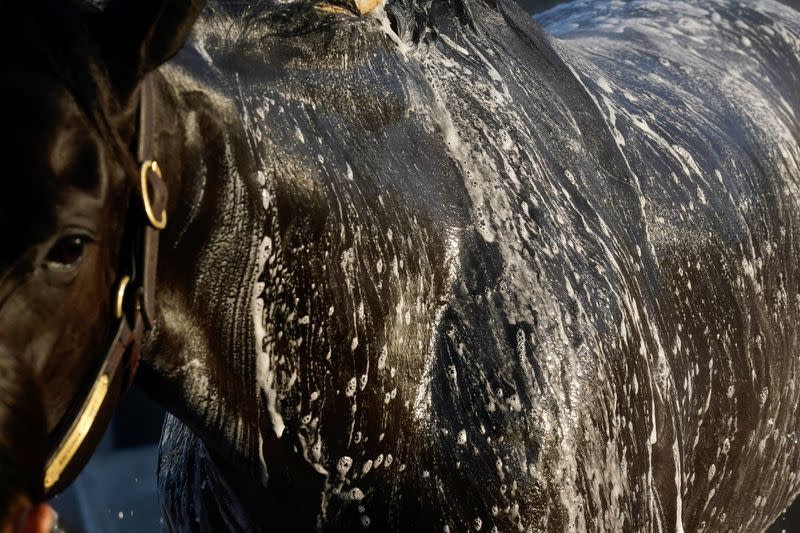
{"left": 198, "top": 0, "right": 496, "bottom": 58}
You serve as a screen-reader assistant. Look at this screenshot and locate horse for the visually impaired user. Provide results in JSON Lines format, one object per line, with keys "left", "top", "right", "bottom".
{"left": 1, "top": 0, "right": 799, "bottom": 530}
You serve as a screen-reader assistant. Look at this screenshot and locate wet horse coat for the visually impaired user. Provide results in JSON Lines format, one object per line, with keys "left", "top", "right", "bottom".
{"left": 138, "top": 0, "right": 800, "bottom": 530}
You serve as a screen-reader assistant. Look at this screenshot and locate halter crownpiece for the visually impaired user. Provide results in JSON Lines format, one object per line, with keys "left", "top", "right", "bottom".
{"left": 43, "top": 73, "right": 167, "bottom": 495}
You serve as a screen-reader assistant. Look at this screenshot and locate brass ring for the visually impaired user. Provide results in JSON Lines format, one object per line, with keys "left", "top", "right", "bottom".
{"left": 115, "top": 275, "right": 131, "bottom": 319}
{"left": 140, "top": 160, "right": 167, "bottom": 230}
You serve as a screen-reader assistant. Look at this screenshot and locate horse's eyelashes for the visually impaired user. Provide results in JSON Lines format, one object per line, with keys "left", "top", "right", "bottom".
{"left": 43, "top": 235, "right": 91, "bottom": 270}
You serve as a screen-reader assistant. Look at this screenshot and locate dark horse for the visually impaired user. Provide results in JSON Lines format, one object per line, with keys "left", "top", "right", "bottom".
{"left": 1, "top": 0, "right": 799, "bottom": 530}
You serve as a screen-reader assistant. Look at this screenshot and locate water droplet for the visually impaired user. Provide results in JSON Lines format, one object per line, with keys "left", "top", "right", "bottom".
{"left": 377, "top": 346, "right": 388, "bottom": 370}
{"left": 337, "top": 456, "right": 353, "bottom": 477}
{"left": 362, "top": 460, "right": 373, "bottom": 475}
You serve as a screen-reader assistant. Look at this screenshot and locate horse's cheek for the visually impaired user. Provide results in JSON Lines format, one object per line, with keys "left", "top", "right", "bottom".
{"left": 1, "top": 247, "right": 113, "bottom": 392}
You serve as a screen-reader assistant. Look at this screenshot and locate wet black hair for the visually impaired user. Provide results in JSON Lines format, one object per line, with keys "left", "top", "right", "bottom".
{"left": 0, "top": 355, "right": 47, "bottom": 521}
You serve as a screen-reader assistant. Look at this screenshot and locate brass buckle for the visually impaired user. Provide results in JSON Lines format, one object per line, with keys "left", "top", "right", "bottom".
{"left": 140, "top": 160, "right": 167, "bottom": 230}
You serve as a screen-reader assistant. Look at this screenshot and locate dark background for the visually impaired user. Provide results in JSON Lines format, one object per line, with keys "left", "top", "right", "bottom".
{"left": 51, "top": 1, "right": 800, "bottom": 531}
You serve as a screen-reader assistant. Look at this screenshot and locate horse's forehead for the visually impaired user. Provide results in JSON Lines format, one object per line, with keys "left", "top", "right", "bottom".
{"left": 0, "top": 72, "right": 102, "bottom": 266}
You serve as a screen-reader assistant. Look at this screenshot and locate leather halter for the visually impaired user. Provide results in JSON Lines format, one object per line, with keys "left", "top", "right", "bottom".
{"left": 42, "top": 74, "right": 167, "bottom": 496}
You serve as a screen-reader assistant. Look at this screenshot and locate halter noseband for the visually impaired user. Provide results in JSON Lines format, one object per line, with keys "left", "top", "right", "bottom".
{"left": 42, "top": 73, "right": 167, "bottom": 496}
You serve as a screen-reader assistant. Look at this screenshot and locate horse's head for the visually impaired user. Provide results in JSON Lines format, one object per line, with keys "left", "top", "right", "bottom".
{"left": 0, "top": 0, "right": 203, "bottom": 504}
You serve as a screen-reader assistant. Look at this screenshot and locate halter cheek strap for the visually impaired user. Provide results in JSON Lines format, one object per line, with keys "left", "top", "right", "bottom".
{"left": 43, "top": 73, "right": 167, "bottom": 496}
{"left": 137, "top": 73, "right": 167, "bottom": 329}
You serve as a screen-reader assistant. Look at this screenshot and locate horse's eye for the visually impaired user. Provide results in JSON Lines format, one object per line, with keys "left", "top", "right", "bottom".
{"left": 44, "top": 235, "right": 91, "bottom": 270}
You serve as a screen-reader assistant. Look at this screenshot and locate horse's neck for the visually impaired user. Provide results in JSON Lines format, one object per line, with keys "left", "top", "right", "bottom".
{"left": 141, "top": 0, "right": 595, "bottom": 512}
{"left": 140, "top": 0, "right": 575, "bottom": 463}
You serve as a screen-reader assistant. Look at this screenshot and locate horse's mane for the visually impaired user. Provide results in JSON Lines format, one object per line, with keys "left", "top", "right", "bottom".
{"left": 197, "top": 0, "right": 487, "bottom": 58}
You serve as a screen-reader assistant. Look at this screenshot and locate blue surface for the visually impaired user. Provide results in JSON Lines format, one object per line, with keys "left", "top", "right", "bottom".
{"left": 51, "top": 442, "right": 162, "bottom": 533}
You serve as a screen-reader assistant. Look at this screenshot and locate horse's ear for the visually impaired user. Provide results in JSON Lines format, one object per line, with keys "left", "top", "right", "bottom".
{"left": 93, "top": 0, "right": 206, "bottom": 94}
